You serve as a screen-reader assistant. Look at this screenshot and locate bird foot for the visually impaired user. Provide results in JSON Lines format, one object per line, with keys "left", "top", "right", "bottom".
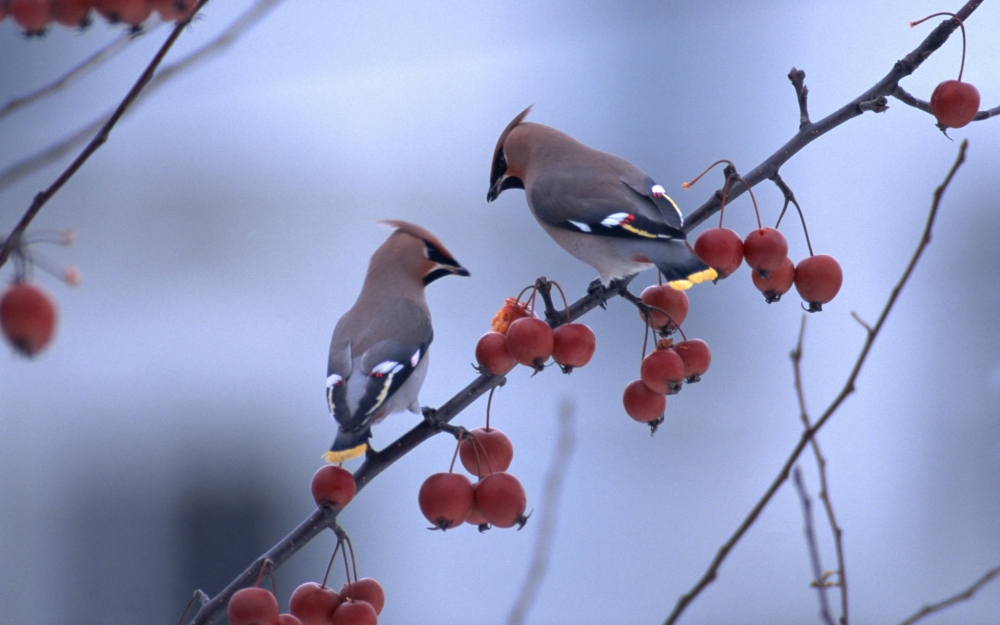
{"left": 586, "top": 278, "right": 611, "bottom": 309}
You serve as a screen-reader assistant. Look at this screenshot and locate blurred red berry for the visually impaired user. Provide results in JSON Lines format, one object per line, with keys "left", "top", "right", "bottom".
{"left": 458, "top": 427, "right": 513, "bottom": 477}
{"left": 227, "top": 587, "right": 280, "bottom": 625}
{"left": 311, "top": 465, "right": 356, "bottom": 509}
{"left": 622, "top": 380, "right": 665, "bottom": 423}
{"left": 639, "top": 284, "right": 688, "bottom": 333}
{"left": 339, "top": 578, "right": 385, "bottom": 616}
{"left": 475, "top": 331, "right": 516, "bottom": 375}
{"left": 9, "top": 0, "right": 51, "bottom": 34}
{"left": 331, "top": 599, "right": 378, "bottom": 625}
{"left": 473, "top": 472, "right": 527, "bottom": 529}
{"left": 674, "top": 339, "right": 711, "bottom": 382}
{"left": 1, "top": 281, "right": 57, "bottom": 357}
{"left": 290, "top": 582, "right": 342, "bottom": 625}
{"left": 551, "top": 322, "right": 596, "bottom": 369}
{"left": 151, "top": 0, "right": 198, "bottom": 20}
{"left": 50, "top": 0, "right": 91, "bottom": 26}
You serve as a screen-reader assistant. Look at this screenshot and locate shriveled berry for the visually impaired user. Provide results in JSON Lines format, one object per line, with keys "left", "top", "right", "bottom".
{"left": 473, "top": 472, "right": 527, "bottom": 529}
{"left": 794, "top": 254, "right": 843, "bottom": 312}
{"left": 930, "top": 80, "right": 980, "bottom": 128}
{"left": 227, "top": 587, "right": 280, "bottom": 625}
{"left": 751, "top": 256, "right": 795, "bottom": 303}
{"left": 640, "top": 349, "right": 685, "bottom": 395}
{"left": 694, "top": 227, "right": 744, "bottom": 278}
{"left": 551, "top": 323, "right": 596, "bottom": 369}
{"left": 639, "top": 284, "right": 688, "bottom": 333}
{"left": 311, "top": 465, "right": 356, "bottom": 509}
{"left": 418, "top": 473, "right": 473, "bottom": 530}
{"left": 458, "top": 427, "right": 513, "bottom": 477}
{"left": 674, "top": 339, "right": 711, "bottom": 382}
{"left": 505, "top": 317, "right": 553, "bottom": 371}
{"left": 743, "top": 228, "right": 788, "bottom": 275}
{"left": 339, "top": 578, "right": 385, "bottom": 615}
{"left": 1, "top": 281, "right": 57, "bottom": 356}
{"left": 622, "top": 380, "right": 666, "bottom": 423}
{"left": 490, "top": 297, "right": 532, "bottom": 334}
{"left": 475, "top": 331, "right": 516, "bottom": 375}
{"left": 290, "top": 582, "right": 342, "bottom": 625}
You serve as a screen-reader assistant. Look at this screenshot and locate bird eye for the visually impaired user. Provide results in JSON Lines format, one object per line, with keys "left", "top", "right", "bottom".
{"left": 497, "top": 150, "right": 508, "bottom": 172}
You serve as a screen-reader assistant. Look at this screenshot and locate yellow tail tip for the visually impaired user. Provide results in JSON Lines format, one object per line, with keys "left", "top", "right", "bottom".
{"left": 668, "top": 267, "right": 717, "bottom": 291}
{"left": 324, "top": 443, "right": 367, "bottom": 464}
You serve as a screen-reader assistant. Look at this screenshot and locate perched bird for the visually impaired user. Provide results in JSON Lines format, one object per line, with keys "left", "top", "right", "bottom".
{"left": 487, "top": 107, "right": 716, "bottom": 289}
{"left": 324, "top": 221, "right": 469, "bottom": 463}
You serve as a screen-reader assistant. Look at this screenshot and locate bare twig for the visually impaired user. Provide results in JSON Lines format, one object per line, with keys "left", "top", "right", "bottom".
{"left": 792, "top": 467, "right": 835, "bottom": 625}
{"left": 0, "top": 1, "right": 211, "bottom": 269}
{"left": 792, "top": 316, "right": 849, "bottom": 624}
{"left": 663, "top": 140, "right": 968, "bottom": 625}
{"left": 896, "top": 565, "right": 1000, "bottom": 625}
{"left": 506, "top": 398, "right": 577, "bottom": 625}
{"left": 0, "top": 0, "right": 287, "bottom": 195}
{"left": 0, "top": 27, "right": 155, "bottom": 123}
{"left": 788, "top": 67, "right": 810, "bottom": 128}
{"left": 681, "top": 0, "right": 983, "bottom": 233}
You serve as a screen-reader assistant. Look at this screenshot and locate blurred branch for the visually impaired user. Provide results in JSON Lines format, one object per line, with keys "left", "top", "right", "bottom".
{"left": 896, "top": 565, "right": 1000, "bottom": 625}
{"left": 681, "top": 0, "right": 983, "bottom": 233}
{"left": 0, "top": 27, "right": 155, "bottom": 123}
{"left": 507, "top": 398, "right": 577, "bottom": 625}
{"left": 792, "top": 467, "right": 835, "bottom": 625}
{"left": 663, "top": 140, "right": 967, "bottom": 625}
{"left": 0, "top": 1, "right": 212, "bottom": 269}
{"left": 188, "top": 280, "right": 625, "bottom": 624}
{"left": 792, "top": 315, "right": 849, "bottom": 624}
{"left": 0, "top": 0, "right": 287, "bottom": 195}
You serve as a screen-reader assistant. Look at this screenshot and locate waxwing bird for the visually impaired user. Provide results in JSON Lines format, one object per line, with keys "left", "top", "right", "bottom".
{"left": 487, "top": 106, "right": 716, "bottom": 289}
{"left": 324, "top": 221, "right": 469, "bottom": 463}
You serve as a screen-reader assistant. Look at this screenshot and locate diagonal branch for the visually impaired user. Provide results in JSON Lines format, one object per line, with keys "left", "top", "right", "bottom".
{"left": 680, "top": 0, "right": 982, "bottom": 233}
{"left": 662, "top": 140, "right": 967, "bottom": 625}
{"left": 896, "top": 565, "right": 1000, "bottom": 625}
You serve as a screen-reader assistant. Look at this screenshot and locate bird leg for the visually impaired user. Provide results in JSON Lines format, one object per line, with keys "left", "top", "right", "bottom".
{"left": 586, "top": 278, "right": 612, "bottom": 309}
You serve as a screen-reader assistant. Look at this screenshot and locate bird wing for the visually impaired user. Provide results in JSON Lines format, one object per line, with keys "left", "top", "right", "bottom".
{"left": 529, "top": 171, "right": 687, "bottom": 241}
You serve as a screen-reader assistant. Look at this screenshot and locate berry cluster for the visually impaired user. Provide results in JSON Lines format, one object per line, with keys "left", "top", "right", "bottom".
{"left": 0, "top": 0, "right": 197, "bottom": 35}
{"left": 622, "top": 285, "right": 712, "bottom": 428}
{"left": 696, "top": 226, "right": 843, "bottom": 312}
{"left": 475, "top": 286, "right": 596, "bottom": 376}
{"left": 419, "top": 392, "right": 527, "bottom": 531}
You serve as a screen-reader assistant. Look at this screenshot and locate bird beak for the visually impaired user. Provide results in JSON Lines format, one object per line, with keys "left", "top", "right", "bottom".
{"left": 423, "top": 263, "right": 470, "bottom": 286}
{"left": 487, "top": 177, "right": 503, "bottom": 202}
{"left": 487, "top": 175, "right": 524, "bottom": 202}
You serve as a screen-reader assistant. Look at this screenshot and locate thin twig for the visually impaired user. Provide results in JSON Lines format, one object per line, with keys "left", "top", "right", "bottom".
{"left": 792, "top": 467, "right": 835, "bottom": 625}
{"left": 896, "top": 565, "right": 1000, "bottom": 625}
{"left": 663, "top": 140, "right": 967, "bottom": 625}
{"left": 792, "top": 315, "right": 849, "bottom": 624}
{"left": 0, "top": 27, "right": 154, "bottom": 123}
{"left": 681, "top": 0, "right": 983, "bottom": 233}
{"left": 507, "top": 398, "right": 577, "bottom": 625}
{"left": 0, "top": 0, "right": 288, "bottom": 195}
{"left": 788, "top": 67, "right": 810, "bottom": 128}
{"left": 0, "top": 1, "right": 211, "bottom": 269}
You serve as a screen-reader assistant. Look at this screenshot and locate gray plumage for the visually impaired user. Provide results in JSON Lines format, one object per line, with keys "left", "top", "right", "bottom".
{"left": 325, "top": 221, "right": 468, "bottom": 461}
{"left": 487, "top": 107, "right": 715, "bottom": 287}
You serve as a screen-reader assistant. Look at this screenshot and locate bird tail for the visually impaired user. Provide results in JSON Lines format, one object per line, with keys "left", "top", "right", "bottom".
{"left": 324, "top": 428, "right": 371, "bottom": 463}
{"left": 630, "top": 239, "right": 717, "bottom": 289}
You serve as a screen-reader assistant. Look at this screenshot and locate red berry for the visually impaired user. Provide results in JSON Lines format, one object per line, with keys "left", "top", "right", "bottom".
{"left": 50, "top": 0, "right": 91, "bottom": 26}
{"left": 466, "top": 504, "right": 490, "bottom": 528}
{"left": 458, "top": 427, "right": 513, "bottom": 477}
{"left": 418, "top": 473, "right": 473, "bottom": 530}
{"left": 473, "top": 472, "right": 527, "bottom": 529}
{"left": 694, "top": 227, "right": 744, "bottom": 278}
{"left": 94, "top": 0, "right": 152, "bottom": 25}
{"left": 1, "top": 281, "right": 57, "bottom": 356}
{"left": 339, "top": 578, "right": 385, "bottom": 616}
{"left": 743, "top": 228, "right": 788, "bottom": 275}
{"left": 278, "top": 615, "right": 304, "bottom": 625}
{"left": 9, "top": 0, "right": 51, "bottom": 33}
{"left": 751, "top": 256, "right": 795, "bottom": 303}
{"left": 227, "top": 587, "right": 280, "bottom": 625}
{"left": 622, "top": 380, "right": 666, "bottom": 423}
{"left": 290, "top": 582, "right": 342, "bottom": 625}
{"left": 930, "top": 80, "right": 981, "bottom": 128}
{"left": 331, "top": 600, "right": 378, "bottom": 625}
{"left": 639, "top": 349, "right": 685, "bottom": 395}
{"left": 794, "top": 254, "right": 843, "bottom": 312}
{"left": 551, "top": 323, "right": 596, "bottom": 369}
{"left": 505, "top": 317, "right": 553, "bottom": 370}
{"left": 151, "top": 0, "right": 198, "bottom": 20}
{"left": 475, "top": 331, "right": 516, "bottom": 375}
{"left": 311, "top": 465, "right": 357, "bottom": 509}
{"left": 639, "top": 284, "right": 688, "bottom": 333}
{"left": 674, "top": 339, "right": 711, "bottom": 382}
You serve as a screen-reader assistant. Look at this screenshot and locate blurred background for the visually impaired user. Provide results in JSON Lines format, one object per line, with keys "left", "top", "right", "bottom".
{"left": 1, "top": 2, "right": 999, "bottom": 624}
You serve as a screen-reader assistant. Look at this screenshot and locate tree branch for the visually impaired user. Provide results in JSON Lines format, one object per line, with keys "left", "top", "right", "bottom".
{"left": 680, "top": 0, "right": 982, "bottom": 233}
{"left": 662, "top": 140, "right": 967, "bottom": 625}
{"left": 896, "top": 565, "right": 1000, "bottom": 625}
